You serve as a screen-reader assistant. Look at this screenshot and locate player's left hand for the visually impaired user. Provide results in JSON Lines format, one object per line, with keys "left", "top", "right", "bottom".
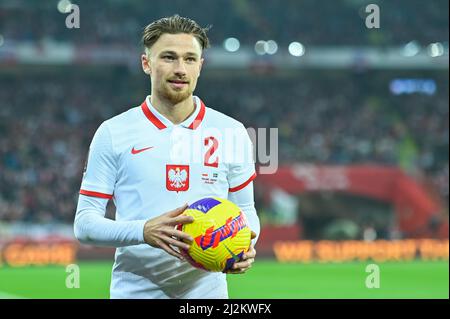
{"left": 225, "top": 231, "right": 257, "bottom": 274}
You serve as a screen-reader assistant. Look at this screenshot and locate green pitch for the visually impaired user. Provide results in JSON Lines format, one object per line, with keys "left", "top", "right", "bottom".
{"left": 0, "top": 260, "right": 447, "bottom": 299}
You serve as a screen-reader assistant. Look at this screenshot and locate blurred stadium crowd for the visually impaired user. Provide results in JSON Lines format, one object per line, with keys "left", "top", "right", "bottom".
{"left": 0, "top": 0, "right": 447, "bottom": 46}
{"left": 0, "top": 1, "right": 448, "bottom": 240}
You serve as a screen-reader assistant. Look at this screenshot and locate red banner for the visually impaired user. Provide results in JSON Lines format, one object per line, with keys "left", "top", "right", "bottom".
{"left": 257, "top": 165, "right": 447, "bottom": 237}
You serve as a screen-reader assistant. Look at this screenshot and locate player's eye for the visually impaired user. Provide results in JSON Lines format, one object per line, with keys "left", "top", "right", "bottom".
{"left": 186, "top": 57, "right": 196, "bottom": 62}
{"left": 163, "top": 55, "right": 175, "bottom": 61}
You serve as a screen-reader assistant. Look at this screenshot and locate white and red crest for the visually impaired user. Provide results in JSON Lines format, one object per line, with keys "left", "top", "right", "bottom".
{"left": 166, "top": 165, "right": 190, "bottom": 192}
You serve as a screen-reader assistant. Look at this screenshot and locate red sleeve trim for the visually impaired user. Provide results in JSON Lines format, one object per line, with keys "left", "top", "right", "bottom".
{"left": 79, "top": 189, "right": 113, "bottom": 199}
{"left": 228, "top": 172, "right": 257, "bottom": 193}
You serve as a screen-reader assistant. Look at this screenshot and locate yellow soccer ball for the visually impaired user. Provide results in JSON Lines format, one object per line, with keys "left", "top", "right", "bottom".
{"left": 178, "top": 197, "right": 251, "bottom": 272}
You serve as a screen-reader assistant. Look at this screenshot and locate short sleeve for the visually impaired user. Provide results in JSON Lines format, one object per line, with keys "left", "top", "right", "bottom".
{"left": 227, "top": 125, "right": 257, "bottom": 192}
{"left": 79, "top": 123, "right": 117, "bottom": 199}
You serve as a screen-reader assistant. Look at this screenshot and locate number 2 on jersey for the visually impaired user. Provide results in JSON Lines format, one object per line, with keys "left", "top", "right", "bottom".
{"left": 204, "top": 136, "right": 219, "bottom": 168}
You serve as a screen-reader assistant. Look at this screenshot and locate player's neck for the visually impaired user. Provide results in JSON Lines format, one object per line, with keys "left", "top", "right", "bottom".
{"left": 150, "top": 95, "right": 195, "bottom": 125}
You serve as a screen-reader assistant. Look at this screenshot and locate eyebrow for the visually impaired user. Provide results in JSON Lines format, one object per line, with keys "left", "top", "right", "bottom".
{"left": 159, "top": 50, "right": 199, "bottom": 57}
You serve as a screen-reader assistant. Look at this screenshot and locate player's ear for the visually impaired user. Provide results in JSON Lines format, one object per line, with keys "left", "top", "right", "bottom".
{"left": 199, "top": 57, "right": 204, "bottom": 76}
{"left": 141, "top": 53, "right": 152, "bottom": 75}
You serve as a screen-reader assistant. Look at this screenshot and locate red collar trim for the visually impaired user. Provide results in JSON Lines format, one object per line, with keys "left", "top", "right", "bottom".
{"left": 141, "top": 98, "right": 206, "bottom": 130}
{"left": 188, "top": 99, "right": 206, "bottom": 130}
{"left": 141, "top": 99, "right": 167, "bottom": 130}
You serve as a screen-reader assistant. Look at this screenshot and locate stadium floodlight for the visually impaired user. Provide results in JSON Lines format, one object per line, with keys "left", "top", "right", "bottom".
{"left": 265, "top": 40, "right": 278, "bottom": 55}
{"left": 288, "top": 42, "right": 305, "bottom": 57}
{"left": 223, "top": 37, "right": 240, "bottom": 52}
{"left": 402, "top": 41, "right": 421, "bottom": 57}
{"left": 57, "top": 0, "right": 72, "bottom": 14}
{"left": 254, "top": 40, "right": 267, "bottom": 55}
{"left": 427, "top": 42, "right": 444, "bottom": 57}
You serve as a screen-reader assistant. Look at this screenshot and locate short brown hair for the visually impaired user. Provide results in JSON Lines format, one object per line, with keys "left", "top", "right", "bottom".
{"left": 142, "top": 15, "right": 211, "bottom": 51}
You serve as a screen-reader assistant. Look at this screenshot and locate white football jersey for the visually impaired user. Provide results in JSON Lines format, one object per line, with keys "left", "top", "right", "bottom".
{"left": 78, "top": 95, "right": 257, "bottom": 298}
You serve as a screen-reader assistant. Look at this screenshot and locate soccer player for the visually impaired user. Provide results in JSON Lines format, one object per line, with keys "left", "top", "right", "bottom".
{"left": 74, "top": 15, "right": 260, "bottom": 299}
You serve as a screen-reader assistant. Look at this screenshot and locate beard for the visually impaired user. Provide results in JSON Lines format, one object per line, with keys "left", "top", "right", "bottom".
{"left": 158, "top": 81, "right": 194, "bottom": 104}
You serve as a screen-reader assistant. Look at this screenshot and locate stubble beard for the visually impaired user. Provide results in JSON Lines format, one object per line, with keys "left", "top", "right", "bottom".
{"left": 158, "top": 82, "right": 194, "bottom": 104}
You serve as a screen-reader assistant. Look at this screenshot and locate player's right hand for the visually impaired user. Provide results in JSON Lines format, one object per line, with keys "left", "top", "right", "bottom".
{"left": 143, "top": 203, "right": 194, "bottom": 260}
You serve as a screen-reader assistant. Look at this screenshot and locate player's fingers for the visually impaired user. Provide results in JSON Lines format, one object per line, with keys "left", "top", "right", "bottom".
{"left": 168, "top": 214, "right": 194, "bottom": 225}
{"left": 162, "top": 235, "right": 191, "bottom": 251}
{"left": 166, "top": 203, "right": 189, "bottom": 217}
{"left": 243, "top": 247, "right": 256, "bottom": 259}
{"left": 157, "top": 239, "right": 184, "bottom": 260}
{"left": 232, "top": 259, "right": 254, "bottom": 270}
{"left": 164, "top": 228, "right": 194, "bottom": 243}
{"left": 223, "top": 262, "right": 249, "bottom": 274}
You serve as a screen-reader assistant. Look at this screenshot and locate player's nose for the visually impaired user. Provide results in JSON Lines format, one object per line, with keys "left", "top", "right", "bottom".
{"left": 173, "top": 60, "right": 187, "bottom": 76}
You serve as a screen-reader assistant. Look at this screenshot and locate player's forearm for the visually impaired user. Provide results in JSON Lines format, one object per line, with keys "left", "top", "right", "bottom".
{"left": 74, "top": 195, "right": 146, "bottom": 247}
{"left": 228, "top": 182, "right": 260, "bottom": 245}
{"left": 240, "top": 203, "right": 260, "bottom": 246}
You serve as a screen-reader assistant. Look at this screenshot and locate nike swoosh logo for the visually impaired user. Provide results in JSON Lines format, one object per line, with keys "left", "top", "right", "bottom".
{"left": 223, "top": 244, "right": 240, "bottom": 262}
{"left": 131, "top": 146, "right": 154, "bottom": 154}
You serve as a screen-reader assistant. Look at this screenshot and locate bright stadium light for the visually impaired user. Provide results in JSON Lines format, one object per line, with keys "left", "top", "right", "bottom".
{"left": 288, "top": 42, "right": 305, "bottom": 57}
{"left": 57, "top": 0, "right": 72, "bottom": 13}
{"left": 223, "top": 37, "right": 240, "bottom": 52}
{"left": 254, "top": 40, "right": 267, "bottom": 55}
{"left": 402, "top": 41, "right": 421, "bottom": 57}
{"left": 427, "top": 42, "right": 444, "bottom": 57}
{"left": 266, "top": 40, "right": 278, "bottom": 55}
